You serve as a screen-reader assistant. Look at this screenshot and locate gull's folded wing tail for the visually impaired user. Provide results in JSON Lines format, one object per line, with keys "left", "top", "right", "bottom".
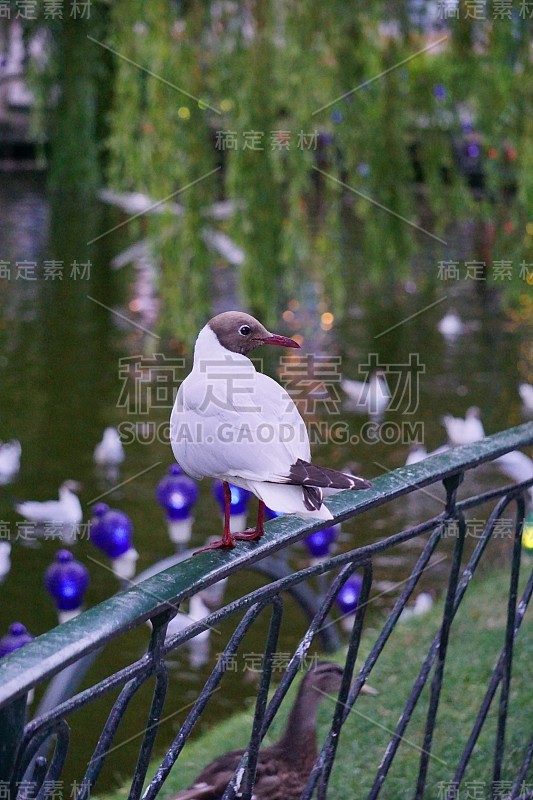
{"left": 288, "top": 459, "right": 372, "bottom": 491}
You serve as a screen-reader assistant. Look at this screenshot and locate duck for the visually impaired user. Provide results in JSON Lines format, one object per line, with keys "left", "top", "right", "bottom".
{"left": 341, "top": 371, "right": 391, "bottom": 418}
{"left": 0, "top": 439, "right": 21, "bottom": 485}
{"left": 15, "top": 480, "right": 83, "bottom": 543}
{"left": 519, "top": 383, "right": 533, "bottom": 414}
{"left": 442, "top": 407, "right": 485, "bottom": 446}
{"left": 437, "top": 310, "right": 465, "bottom": 338}
{"left": 93, "top": 427, "right": 125, "bottom": 467}
{"left": 171, "top": 662, "right": 347, "bottom": 800}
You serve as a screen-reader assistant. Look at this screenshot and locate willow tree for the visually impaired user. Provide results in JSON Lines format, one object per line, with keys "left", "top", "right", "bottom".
{"left": 27, "top": 0, "right": 104, "bottom": 192}
{"left": 107, "top": 0, "right": 216, "bottom": 340}
{"left": 222, "top": 0, "right": 285, "bottom": 326}
{"left": 27, "top": 0, "right": 532, "bottom": 343}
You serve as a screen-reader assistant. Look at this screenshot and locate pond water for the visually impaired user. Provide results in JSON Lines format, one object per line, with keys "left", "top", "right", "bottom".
{"left": 0, "top": 173, "right": 529, "bottom": 789}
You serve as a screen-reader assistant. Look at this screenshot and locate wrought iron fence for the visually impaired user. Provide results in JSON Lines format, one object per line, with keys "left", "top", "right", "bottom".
{"left": 0, "top": 422, "right": 532, "bottom": 800}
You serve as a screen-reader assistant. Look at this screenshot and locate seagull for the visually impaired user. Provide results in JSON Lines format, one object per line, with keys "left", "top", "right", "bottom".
{"left": 519, "top": 383, "right": 533, "bottom": 414}
{"left": 93, "top": 427, "right": 125, "bottom": 467}
{"left": 341, "top": 371, "right": 390, "bottom": 418}
{"left": 15, "top": 480, "right": 83, "bottom": 541}
{"left": 170, "top": 312, "right": 371, "bottom": 551}
{"left": 400, "top": 592, "right": 434, "bottom": 621}
{"left": 494, "top": 450, "right": 533, "bottom": 505}
{"left": 405, "top": 444, "right": 428, "bottom": 465}
{"left": 405, "top": 442, "right": 449, "bottom": 466}
{"left": 442, "top": 406, "right": 485, "bottom": 446}
{"left": 0, "top": 439, "right": 21, "bottom": 485}
{"left": 437, "top": 309, "right": 465, "bottom": 338}
{"left": 0, "top": 541, "right": 11, "bottom": 583}
{"left": 164, "top": 593, "right": 211, "bottom": 643}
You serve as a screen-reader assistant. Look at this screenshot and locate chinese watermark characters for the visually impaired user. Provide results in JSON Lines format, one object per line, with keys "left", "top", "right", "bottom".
{"left": 0, "top": 0, "right": 91, "bottom": 19}
{"left": 215, "top": 130, "right": 319, "bottom": 151}
{"left": 0, "top": 260, "right": 92, "bottom": 281}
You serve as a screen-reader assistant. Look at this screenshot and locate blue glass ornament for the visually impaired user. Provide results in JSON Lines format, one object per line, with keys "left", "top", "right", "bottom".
{"left": 45, "top": 550, "right": 89, "bottom": 612}
{"left": 304, "top": 526, "right": 337, "bottom": 558}
{"left": 90, "top": 503, "right": 133, "bottom": 558}
{"left": 336, "top": 575, "right": 363, "bottom": 614}
{"left": 213, "top": 481, "right": 252, "bottom": 515}
{"left": 156, "top": 465, "right": 199, "bottom": 521}
{"left": 265, "top": 506, "right": 284, "bottom": 520}
{"left": 0, "top": 622, "right": 34, "bottom": 658}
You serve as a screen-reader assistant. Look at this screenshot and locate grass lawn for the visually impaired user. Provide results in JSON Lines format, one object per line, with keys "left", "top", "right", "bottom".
{"left": 102, "top": 561, "right": 532, "bottom": 799}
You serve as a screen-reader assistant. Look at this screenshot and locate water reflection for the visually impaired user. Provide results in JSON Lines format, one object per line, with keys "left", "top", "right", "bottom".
{"left": 0, "top": 174, "right": 529, "bottom": 789}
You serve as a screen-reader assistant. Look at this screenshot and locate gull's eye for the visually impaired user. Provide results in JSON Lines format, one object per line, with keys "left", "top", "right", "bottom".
{"left": 239, "top": 325, "right": 251, "bottom": 336}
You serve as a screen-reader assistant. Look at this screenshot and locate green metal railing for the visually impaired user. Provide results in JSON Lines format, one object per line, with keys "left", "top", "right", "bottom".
{"left": 0, "top": 422, "right": 532, "bottom": 799}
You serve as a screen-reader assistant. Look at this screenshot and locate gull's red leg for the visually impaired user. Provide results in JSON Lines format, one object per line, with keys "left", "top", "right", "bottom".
{"left": 222, "top": 481, "right": 233, "bottom": 543}
{"left": 233, "top": 501, "right": 265, "bottom": 541}
{"left": 194, "top": 481, "right": 236, "bottom": 553}
{"left": 256, "top": 500, "right": 265, "bottom": 536}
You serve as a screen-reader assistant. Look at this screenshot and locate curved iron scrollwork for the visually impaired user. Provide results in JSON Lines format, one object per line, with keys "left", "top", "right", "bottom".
{"left": 0, "top": 424, "right": 532, "bottom": 800}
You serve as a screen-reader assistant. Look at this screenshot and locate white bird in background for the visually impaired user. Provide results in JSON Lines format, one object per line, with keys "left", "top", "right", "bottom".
{"left": 519, "top": 383, "right": 533, "bottom": 414}
{"left": 164, "top": 593, "right": 211, "bottom": 643}
{"left": 442, "top": 407, "right": 485, "bottom": 446}
{"left": 400, "top": 592, "right": 434, "bottom": 621}
{"left": 437, "top": 309, "right": 466, "bottom": 338}
{"left": 0, "top": 439, "right": 21, "bottom": 485}
{"left": 171, "top": 312, "right": 372, "bottom": 551}
{"left": 15, "top": 480, "right": 83, "bottom": 543}
{"left": 405, "top": 445, "right": 428, "bottom": 466}
{"left": 163, "top": 586, "right": 228, "bottom": 669}
{"left": 0, "top": 541, "right": 11, "bottom": 583}
{"left": 405, "top": 443, "right": 450, "bottom": 466}
{"left": 494, "top": 450, "right": 533, "bottom": 504}
{"left": 341, "top": 371, "right": 391, "bottom": 418}
{"left": 93, "top": 427, "right": 125, "bottom": 467}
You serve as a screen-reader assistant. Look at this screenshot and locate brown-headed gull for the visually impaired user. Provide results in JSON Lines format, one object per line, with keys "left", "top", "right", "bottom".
{"left": 170, "top": 312, "right": 371, "bottom": 551}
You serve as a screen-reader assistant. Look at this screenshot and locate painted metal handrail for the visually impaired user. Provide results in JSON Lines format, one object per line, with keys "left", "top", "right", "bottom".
{"left": 0, "top": 421, "right": 532, "bottom": 800}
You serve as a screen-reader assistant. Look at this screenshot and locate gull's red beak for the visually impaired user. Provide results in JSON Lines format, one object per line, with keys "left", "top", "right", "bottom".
{"left": 262, "top": 333, "right": 300, "bottom": 349}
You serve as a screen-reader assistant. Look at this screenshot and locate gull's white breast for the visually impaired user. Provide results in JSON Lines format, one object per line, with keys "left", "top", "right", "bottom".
{"left": 170, "top": 326, "right": 310, "bottom": 483}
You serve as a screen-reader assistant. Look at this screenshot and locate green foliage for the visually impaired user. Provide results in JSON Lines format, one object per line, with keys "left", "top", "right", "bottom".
{"left": 27, "top": 1, "right": 533, "bottom": 342}
{"left": 97, "top": 566, "right": 532, "bottom": 799}
{"left": 26, "top": 1, "right": 104, "bottom": 191}
{"left": 223, "top": 0, "right": 285, "bottom": 325}
{"left": 107, "top": 0, "right": 216, "bottom": 340}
